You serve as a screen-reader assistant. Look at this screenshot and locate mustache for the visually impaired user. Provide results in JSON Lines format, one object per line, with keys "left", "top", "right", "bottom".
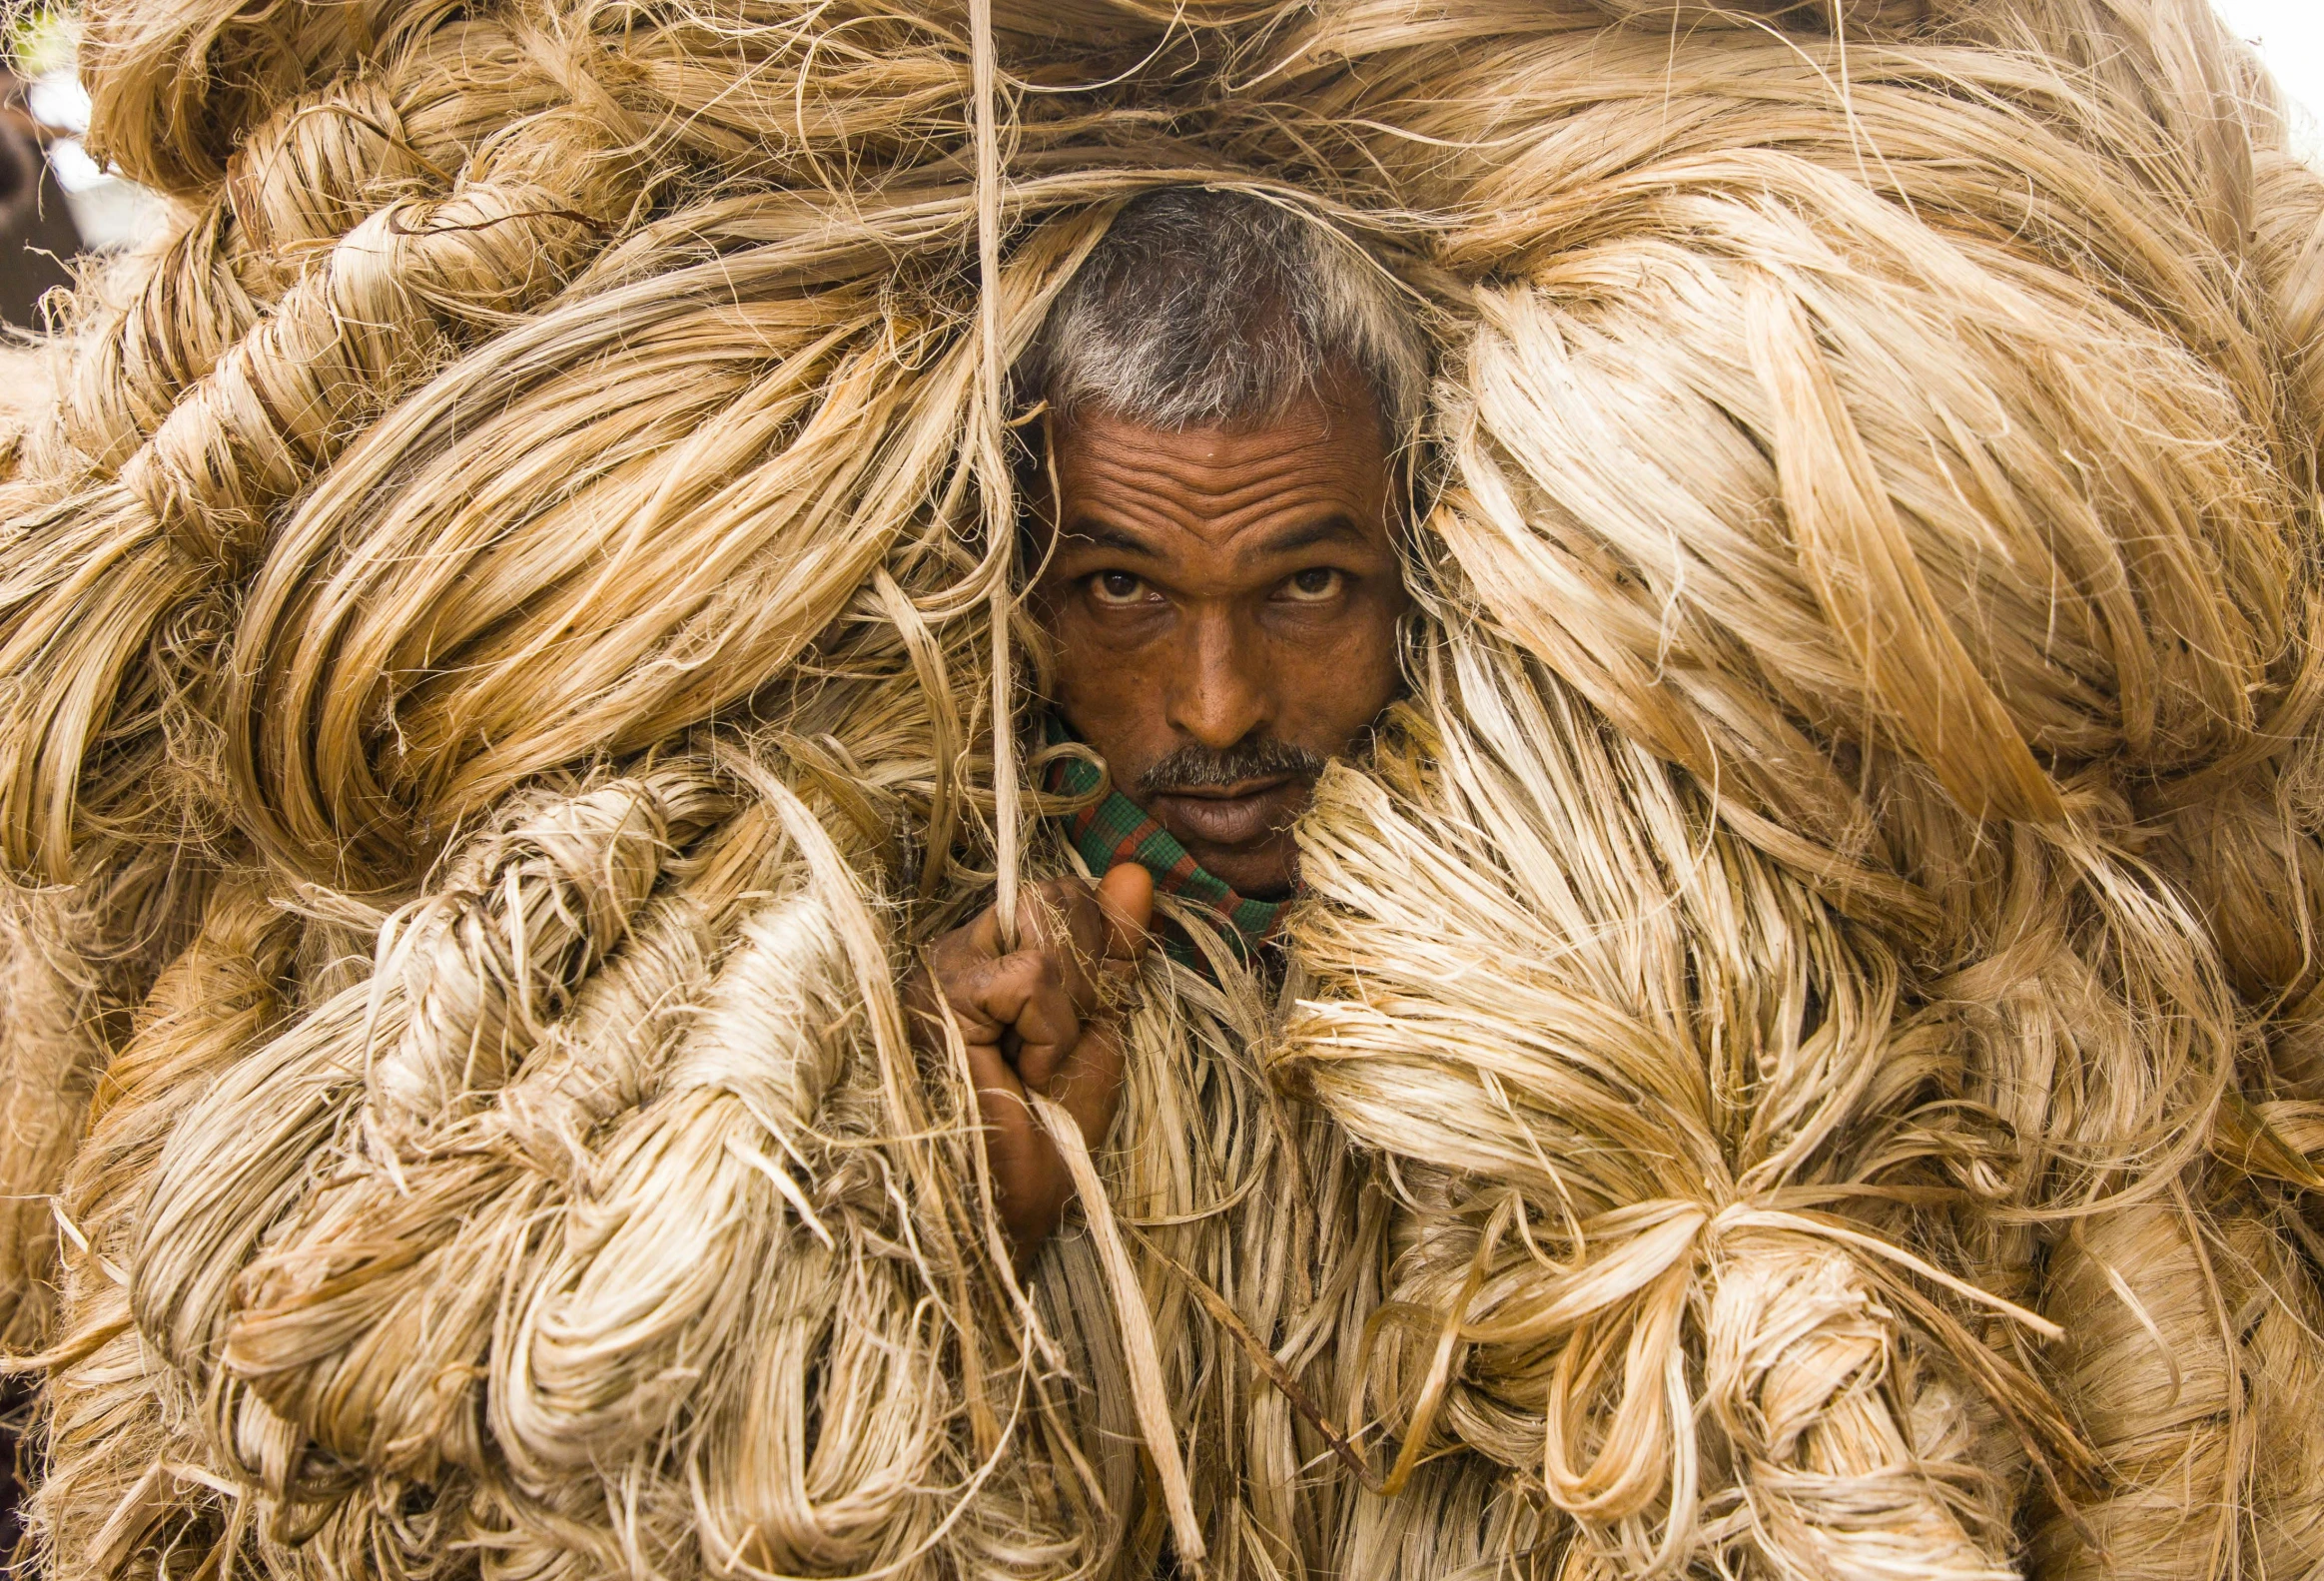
{"left": 1136, "top": 738, "right": 1328, "bottom": 795}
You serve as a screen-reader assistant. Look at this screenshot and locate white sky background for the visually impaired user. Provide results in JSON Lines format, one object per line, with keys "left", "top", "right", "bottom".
{"left": 2213, "top": 0, "right": 2324, "bottom": 161}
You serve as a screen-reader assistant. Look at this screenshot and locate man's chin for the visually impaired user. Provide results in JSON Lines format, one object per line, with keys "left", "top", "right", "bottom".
{"left": 1178, "top": 838, "right": 1297, "bottom": 902}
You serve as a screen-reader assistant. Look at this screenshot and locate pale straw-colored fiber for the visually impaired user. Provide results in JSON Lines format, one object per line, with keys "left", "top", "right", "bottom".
{"left": 2, "top": 1, "right": 2322, "bottom": 1577}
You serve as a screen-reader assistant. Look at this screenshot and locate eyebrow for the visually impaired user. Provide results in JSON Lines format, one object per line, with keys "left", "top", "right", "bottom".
{"left": 1058, "top": 520, "right": 1162, "bottom": 558}
{"left": 1057, "top": 513, "right": 1372, "bottom": 561}
{"left": 1258, "top": 514, "right": 1369, "bottom": 557}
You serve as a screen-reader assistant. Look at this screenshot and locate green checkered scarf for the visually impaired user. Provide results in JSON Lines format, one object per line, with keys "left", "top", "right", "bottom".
{"left": 1042, "top": 719, "right": 1285, "bottom": 964}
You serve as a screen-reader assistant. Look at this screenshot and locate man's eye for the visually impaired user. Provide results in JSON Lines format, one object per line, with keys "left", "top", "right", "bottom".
{"left": 1281, "top": 567, "right": 1345, "bottom": 602}
{"left": 1090, "top": 571, "right": 1150, "bottom": 606}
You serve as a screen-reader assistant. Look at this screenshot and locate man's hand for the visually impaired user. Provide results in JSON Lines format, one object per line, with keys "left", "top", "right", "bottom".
{"left": 906, "top": 865, "right": 1154, "bottom": 1271}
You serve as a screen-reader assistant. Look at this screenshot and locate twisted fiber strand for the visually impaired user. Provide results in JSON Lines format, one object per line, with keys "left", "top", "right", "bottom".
{"left": 1271, "top": 7, "right": 2324, "bottom": 1577}
{"left": 0, "top": 819, "right": 220, "bottom": 1347}
{"left": 0, "top": 893, "right": 131, "bottom": 1351}
{"left": 2, "top": 1, "right": 2323, "bottom": 1578}
{"left": 1282, "top": 628, "right": 2043, "bottom": 1577}
{"left": 29, "top": 19, "right": 571, "bottom": 485}
{"left": 0, "top": 101, "right": 655, "bottom": 887}
{"left": 37, "top": 879, "right": 299, "bottom": 1573}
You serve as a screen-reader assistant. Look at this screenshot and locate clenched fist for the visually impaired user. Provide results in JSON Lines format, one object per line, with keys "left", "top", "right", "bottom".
{"left": 906, "top": 865, "right": 1154, "bottom": 1270}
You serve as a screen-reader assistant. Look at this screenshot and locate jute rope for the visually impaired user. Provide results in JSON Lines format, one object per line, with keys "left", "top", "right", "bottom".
{"left": 2, "top": 1, "right": 2322, "bottom": 1577}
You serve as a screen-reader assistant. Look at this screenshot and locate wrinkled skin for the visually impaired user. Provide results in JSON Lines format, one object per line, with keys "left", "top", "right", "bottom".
{"left": 907, "top": 368, "right": 1406, "bottom": 1264}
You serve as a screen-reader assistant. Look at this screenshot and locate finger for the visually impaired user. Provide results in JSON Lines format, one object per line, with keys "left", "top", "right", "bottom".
{"left": 1018, "top": 877, "right": 1111, "bottom": 1013}
{"left": 943, "top": 874, "right": 1142, "bottom": 1068}
{"left": 1044, "top": 1015, "right": 1128, "bottom": 1154}
{"left": 926, "top": 952, "right": 1009, "bottom": 1046}
{"left": 994, "top": 874, "right": 1098, "bottom": 958}
{"left": 1008, "top": 969, "right": 1086, "bottom": 1089}
{"left": 1035, "top": 865, "right": 1152, "bottom": 1011}
{"left": 904, "top": 954, "right": 1001, "bottom": 1055}
{"left": 944, "top": 869, "right": 1147, "bottom": 993}
{"left": 954, "top": 873, "right": 1094, "bottom": 965}
{"left": 954, "top": 899, "right": 1012, "bottom": 965}
{"left": 1094, "top": 862, "right": 1154, "bottom": 967}
{"left": 924, "top": 903, "right": 1017, "bottom": 1021}
{"left": 951, "top": 950, "right": 1085, "bottom": 1081}
{"left": 1021, "top": 870, "right": 1150, "bottom": 1014}
{"left": 945, "top": 946, "right": 1042, "bottom": 1030}
{"left": 959, "top": 1025, "right": 1071, "bottom": 1246}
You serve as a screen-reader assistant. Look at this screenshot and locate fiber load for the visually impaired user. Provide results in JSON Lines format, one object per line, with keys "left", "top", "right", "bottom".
{"left": 1, "top": 1, "right": 2321, "bottom": 1577}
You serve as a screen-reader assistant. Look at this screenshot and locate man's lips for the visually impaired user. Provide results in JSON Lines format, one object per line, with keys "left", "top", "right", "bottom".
{"left": 1147, "top": 776, "right": 1300, "bottom": 848}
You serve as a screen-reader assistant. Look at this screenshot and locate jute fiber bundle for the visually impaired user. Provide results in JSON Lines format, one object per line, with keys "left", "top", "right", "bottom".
{"left": 2, "top": 0, "right": 2322, "bottom": 1576}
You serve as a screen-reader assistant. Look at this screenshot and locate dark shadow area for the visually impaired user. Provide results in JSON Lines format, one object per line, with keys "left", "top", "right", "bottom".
{"left": 0, "top": 70, "right": 82, "bottom": 330}
{"left": 1, "top": 1376, "right": 30, "bottom": 1574}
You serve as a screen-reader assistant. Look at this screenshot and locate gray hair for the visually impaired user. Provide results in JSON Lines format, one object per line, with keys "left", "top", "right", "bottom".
{"left": 1022, "top": 187, "right": 1427, "bottom": 445}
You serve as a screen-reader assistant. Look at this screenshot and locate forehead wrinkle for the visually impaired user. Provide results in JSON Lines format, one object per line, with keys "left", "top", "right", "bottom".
{"left": 1057, "top": 494, "right": 1384, "bottom": 570}
{"left": 1068, "top": 445, "right": 1379, "bottom": 516}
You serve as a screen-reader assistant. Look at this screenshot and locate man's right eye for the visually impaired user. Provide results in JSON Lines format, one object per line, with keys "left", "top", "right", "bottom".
{"left": 1090, "top": 571, "right": 1149, "bottom": 606}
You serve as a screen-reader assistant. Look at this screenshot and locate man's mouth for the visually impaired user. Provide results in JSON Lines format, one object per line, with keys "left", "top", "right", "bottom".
{"left": 1149, "top": 776, "right": 1301, "bottom": 848}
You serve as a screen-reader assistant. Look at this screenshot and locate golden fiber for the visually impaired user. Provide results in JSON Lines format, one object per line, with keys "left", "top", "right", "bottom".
{"left": 3, "top": 1, "right": 2322, "bottom": 1577}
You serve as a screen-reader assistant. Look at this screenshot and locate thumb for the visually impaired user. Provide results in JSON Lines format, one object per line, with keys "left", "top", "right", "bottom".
{"left": 1095, "top": 862, "right": 1154, "bottom": 965}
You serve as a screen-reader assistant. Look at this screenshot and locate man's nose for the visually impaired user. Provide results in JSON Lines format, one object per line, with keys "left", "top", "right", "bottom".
{"left": 1166, "top": 606, "right": 1271, "bottom": 750}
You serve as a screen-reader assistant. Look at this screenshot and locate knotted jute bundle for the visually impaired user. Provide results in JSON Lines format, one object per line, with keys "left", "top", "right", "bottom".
{"left": 3, "top": 0, "right": 2323, "bottom": 1576}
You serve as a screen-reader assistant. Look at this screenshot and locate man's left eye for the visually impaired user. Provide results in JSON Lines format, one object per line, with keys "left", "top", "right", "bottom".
{"left": 1281, "top": 567, "right": 1344, "bottom": 602}
{"left": 1090, "top": 570, "right": 1151, "bottom": 605}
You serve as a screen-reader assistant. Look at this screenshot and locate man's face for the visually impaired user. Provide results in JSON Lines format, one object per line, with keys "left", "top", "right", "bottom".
{"left": 1033, "top": 370, "right": 1408, "bottom": 900}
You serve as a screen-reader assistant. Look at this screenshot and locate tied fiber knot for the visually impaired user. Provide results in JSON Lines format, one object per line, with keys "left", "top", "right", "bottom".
{"left": 220, "top": 74, "right": 422, "bottom": 303}
{"left": 1698, "top": 1237, "right": 2022, "bottom": 1581}
{"left": 40, "top": 18, "right": 569, "bottom": 483}
{"left": 363, "top": 762, "right": 734, "bottom": 1136}
{"left": 121, "top": 141, "right": 645, "bottom": 576}
{"left": 1281, "top": 634, "right": 2098, "bottom": 1578}
{"left": 80, "top": 0, "right": 465, "bottom": 195}
{"left": 0, "top": 89, "right": 651, "bottom": 889}
{"left": 120, "top": 766, "right": 729, "bottom": 1388}
{"left": 1375, "top": 1189, "right": 2055, "bottom": 1577}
